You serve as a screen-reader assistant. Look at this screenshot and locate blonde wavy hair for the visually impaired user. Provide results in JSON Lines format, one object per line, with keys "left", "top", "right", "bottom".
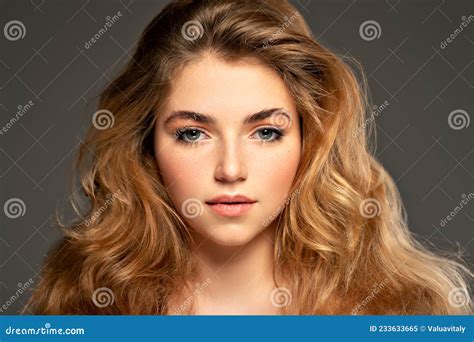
{"left": 24, "top": 0, "right": 472, "bottom": 315}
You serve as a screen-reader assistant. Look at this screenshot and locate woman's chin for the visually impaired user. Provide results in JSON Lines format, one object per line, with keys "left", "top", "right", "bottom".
{"left": 203, "top": 227, "right": 259, "bottom": 247}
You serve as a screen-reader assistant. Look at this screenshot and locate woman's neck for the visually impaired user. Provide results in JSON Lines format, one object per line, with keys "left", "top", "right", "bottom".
{"left": 175, "top": 223, "right": 281, "bottom": 315}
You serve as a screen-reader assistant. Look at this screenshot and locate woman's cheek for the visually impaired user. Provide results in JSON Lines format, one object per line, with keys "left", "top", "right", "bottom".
{"left": 158, "top": 148, "right": 209, "bottom": 202}
{"left": 254, "top": 145, "right": 299, "bottom": 188}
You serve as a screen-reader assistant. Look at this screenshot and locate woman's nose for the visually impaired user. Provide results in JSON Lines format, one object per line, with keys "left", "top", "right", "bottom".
{"left": 213, "top": 140, "right": 247, "bottom": 183}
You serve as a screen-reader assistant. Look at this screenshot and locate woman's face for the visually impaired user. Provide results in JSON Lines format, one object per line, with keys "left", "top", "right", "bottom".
{"left": 154, "top": 55, "right": 301, "bottom": 246}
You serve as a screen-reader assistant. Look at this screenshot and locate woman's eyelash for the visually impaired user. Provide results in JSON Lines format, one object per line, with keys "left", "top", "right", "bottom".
{"left": 173, "top": 127, "right": 205, "bottom": 145}
{"left": 172, "top": 127, "right": 285, "bottom": 145}
{"left": 255, "top": 127, "right": 284, "bottom": 143}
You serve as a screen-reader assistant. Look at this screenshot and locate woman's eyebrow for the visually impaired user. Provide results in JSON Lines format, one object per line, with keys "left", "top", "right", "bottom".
{"left": 164, "top": 108, "right": 289, "bottom": 126}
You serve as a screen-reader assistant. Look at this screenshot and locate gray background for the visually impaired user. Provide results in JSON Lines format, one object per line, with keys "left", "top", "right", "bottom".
{"left": 0, "top": 0, "right": 472, "bottom": 314}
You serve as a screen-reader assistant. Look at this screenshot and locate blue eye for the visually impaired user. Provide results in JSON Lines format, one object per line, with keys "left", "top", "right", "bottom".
{"left": 254, "top": 128, "right": 284, "bottom": 142}
{"left": 174, "top": 128, "right": 206, "bottom": 144}
{"left": 173, "top": 127, "right": 284, "bottom": 145}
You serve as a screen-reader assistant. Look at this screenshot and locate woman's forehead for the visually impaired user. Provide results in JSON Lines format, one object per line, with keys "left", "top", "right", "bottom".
{"left": 164, "top": 56, "right": 297, "bottom": 121}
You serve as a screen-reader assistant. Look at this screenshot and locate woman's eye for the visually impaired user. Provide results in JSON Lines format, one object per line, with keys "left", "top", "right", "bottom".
{"left": 174, "top": 127, "right": 284, "bottom": 145}
{"left": 254, "top": 128, "right": 284, "bottom": 142}
{"left": 174, "top": 128, "right": 206, "bottom": 144}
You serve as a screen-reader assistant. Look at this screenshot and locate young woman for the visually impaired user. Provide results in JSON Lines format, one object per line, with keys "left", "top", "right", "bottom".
{"left": 24, "top": 0, "right": 472, "bottom": 315}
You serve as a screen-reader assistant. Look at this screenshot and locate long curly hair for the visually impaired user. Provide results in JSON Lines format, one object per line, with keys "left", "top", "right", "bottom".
{"left": 24, "top": 0, "right": 472, "bottom": 315}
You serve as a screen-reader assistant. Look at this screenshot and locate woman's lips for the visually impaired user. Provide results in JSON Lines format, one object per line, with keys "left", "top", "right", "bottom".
{"left": 206, "top": 202, "right": 255, "bottom": 217}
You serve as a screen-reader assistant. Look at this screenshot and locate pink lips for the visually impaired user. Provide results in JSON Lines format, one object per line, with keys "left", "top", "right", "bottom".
{"left": 206, "top": 194, "right": 257, "bottom": 217}
{"left": 207, "top": 202, "right": 255, "bottom": 217}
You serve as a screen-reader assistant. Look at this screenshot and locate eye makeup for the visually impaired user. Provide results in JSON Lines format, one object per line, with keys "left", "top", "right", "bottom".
{"left": 172, "top": 126, "right": 285, "bottom": 145}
